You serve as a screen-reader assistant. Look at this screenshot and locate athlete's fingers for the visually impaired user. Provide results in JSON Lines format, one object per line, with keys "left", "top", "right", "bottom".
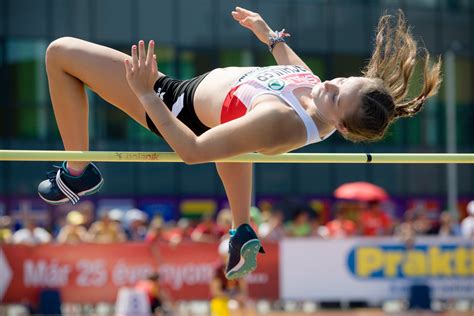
{"left": 146, "top": 40, "right": 154, "bottom": 67}
{"left": 138, "top": 40, "right": 146, "bottom": 69}
{"left": 231, "top": 9, "right": 246, "bottom": 20}
{"left": 131, "top": 45, "right": 138, "bottom": 71}
{"left": 152, "top": 54, "right": 157, "bottom": 73}
{"left": 231, "top": 11, "right": 241, "bottom": 21}
{"left": 236, "top": 7, "right": 254, "bottom": 16}
{"left": 124, "top": 59, "right": 133, "bottom": 78}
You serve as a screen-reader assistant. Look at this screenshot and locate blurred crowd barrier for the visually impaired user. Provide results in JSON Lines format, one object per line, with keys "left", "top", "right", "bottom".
{"left": 1, "top": 237, "right": 472, "bottom": 306}
{"left": 0, "top": 241, "right": 278, "bottom": 305}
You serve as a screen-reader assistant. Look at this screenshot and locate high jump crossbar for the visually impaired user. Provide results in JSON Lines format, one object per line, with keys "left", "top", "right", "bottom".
{"left": 0, "top": 150, "right": 473, "bottom": 164}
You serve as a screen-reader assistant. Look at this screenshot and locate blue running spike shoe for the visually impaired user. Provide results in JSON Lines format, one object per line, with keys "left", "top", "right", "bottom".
{"left": 225, "top": 223, "right": 265, "bottom": 280}
{"left": 38, "top": 162, "right": 104, "bottom": 205}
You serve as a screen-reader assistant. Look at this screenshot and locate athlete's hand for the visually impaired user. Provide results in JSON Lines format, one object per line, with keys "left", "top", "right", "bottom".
{"left": 231, "top": 7, "right": 273, "bottom": 45}
{"left": 124, "top": 40, "right": 159, "bottom": 98}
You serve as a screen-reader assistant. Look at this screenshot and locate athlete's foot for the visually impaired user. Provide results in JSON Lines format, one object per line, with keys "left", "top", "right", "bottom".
{"left": 225, "top": 223, "right": 265, "bottom": 280}
{"left": 38, "top": 161, "right": 104, "bottom": 205}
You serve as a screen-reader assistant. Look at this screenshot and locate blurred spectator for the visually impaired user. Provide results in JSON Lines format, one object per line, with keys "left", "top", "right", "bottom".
{"left": 395, "top": 207, "right": 434, "bottom": 247}
{"left": 135, "top": 272, "right": 173, "bottom": 315}
{"left": 57, "top": 210, "right": 88, "bottom": 244}
{"left": 168, "top": 218, "right": 193, "bottom": 245}
{"left": 461, "top": 200, "right": 474, "bottom": 238}
{"left": 51, "top": 214, "right": 67, "bottom": 238}
{"left": 310, "top": 214, "right": 328, "bottom": 238}
{"left": 394, "top": 212, "right": 417, "bottom": 248}
{"left": 358, "top": 201, "right": 393, "bottom": 236}
{"left": 76, "top": 200, "right": 95, "bottom": 229}
{"left": 409, "top": 206, "right": 434, "bottom": 235}
{"left": 88, "top": 210, "right": 126, "bottom": 243}
{"left": 325, "top": 208, "right": 356, "bottom": 239}
{"left": 285, "top": 207, "right": 312, "bottom": 237}
{"left": 210, "top": 238, "right": 250, "bottom": 316}
{"left": 124, "top": 208, "right": 148, "bottom": 241}
{"left": 191, "top": 213, "right": 225, "bottom": 243}
{"left": 436, "top": 211, "right": 461, "bottom": 237}
{"left": 145, "top": 216, "right": 168, "bottom": 243}
{"left": 0, "top": 216, "right": 13, "bottom": 244}
{"left": 259, "top": 210, "right": 286, "bottom": 241}
{"left": 109, "top": 208, "right": 125, "bottom": 224}
{"left": 216, "top": 208, "right": 233, "bottom": 234}
{"left": 250, "top": 206, "right": 264, "bottom": 230}
{"left": 12, "top": 219, "right": 51, "bottom": 245}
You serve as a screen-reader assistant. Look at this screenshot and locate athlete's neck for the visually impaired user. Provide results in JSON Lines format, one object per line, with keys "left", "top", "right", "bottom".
{"left": 300, "top": 94, "right": 336, "bottom": 135}
{"left": 314, "top": 106, "right": 335, "bottom": 128}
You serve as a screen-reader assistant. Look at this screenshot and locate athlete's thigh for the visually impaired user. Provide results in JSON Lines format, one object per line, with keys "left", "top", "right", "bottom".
{"left": 53, "top": 37, "right": 161, "bottom": 128}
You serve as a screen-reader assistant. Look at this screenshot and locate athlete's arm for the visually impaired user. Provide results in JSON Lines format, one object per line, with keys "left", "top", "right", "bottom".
{"left": 125, "top": 40, "right": 302, "bottom": 164}
{"left": 231, "top": 6, "right": 311, "bottom": 71}
{"left": 140, "top": 94, "right": 296, "bottom": 164}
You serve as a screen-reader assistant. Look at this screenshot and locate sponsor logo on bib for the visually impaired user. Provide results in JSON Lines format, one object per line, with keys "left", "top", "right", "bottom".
{"left": 267, "top": 79, "right": 285, "bottom": 90}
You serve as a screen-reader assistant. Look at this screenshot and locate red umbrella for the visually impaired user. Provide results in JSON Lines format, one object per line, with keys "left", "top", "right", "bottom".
{"left": 334, "top": 181, "right": 389, "bottom": 202}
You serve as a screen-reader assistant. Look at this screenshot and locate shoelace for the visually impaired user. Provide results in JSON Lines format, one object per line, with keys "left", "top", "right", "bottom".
{"left": 46, "top": 165, "right": 62, "bottom": 183}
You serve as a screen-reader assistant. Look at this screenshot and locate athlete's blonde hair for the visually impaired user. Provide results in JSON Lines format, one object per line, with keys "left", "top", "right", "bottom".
{"left": 342, "top": 10, "right": 442, "bottom": 142}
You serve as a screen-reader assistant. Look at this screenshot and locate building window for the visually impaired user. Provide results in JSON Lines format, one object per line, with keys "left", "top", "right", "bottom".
{"left": 6, "top": 39, "right": 48, "bottom": 139}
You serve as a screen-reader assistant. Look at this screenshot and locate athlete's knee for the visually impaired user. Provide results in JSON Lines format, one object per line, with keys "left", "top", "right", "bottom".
{"left": 45, "top": 37, "right": 79, "bottom": 69}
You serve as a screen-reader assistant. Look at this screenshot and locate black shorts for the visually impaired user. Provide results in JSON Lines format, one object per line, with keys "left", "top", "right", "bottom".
{"left": 146, "top": 72, "right": 211, "bottom": 137}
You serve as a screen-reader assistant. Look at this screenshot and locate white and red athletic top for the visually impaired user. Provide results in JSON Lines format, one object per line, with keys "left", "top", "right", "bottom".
{"left": 220, "top": 65, "right": 335, "bottom": 145}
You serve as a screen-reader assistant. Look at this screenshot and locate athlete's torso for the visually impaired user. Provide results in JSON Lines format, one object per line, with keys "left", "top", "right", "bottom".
{"left": 193, "top": 65, "right": 334, "bottom": 149}
{"left": 193, "top": 66, "right": 257, "bottom": 127}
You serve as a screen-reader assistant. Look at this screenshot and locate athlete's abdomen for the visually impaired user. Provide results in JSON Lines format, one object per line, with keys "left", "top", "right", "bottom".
{"left": 193, "top": 67, "right": 257, "bottom": 128}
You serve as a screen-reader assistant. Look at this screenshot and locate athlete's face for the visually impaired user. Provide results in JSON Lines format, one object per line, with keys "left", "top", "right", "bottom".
{"left": 311, "top": 76, "right": 375, "bottom": 131}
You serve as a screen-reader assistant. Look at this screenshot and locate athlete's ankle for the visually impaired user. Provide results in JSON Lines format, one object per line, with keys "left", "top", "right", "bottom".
{"left": 66, "top": 162, "right": 88, "bottom": 176}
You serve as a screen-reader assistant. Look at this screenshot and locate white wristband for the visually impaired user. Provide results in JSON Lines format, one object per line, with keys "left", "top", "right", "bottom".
{"left": 268, "top": 29, "right": 291, "bottom": 52}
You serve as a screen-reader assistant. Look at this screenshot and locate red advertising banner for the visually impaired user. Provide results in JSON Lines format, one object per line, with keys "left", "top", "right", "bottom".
{"left": 157, "top": 241, "right": 279, "bottom": 300}
{"left": 1, "top": 243, "right": 158, "bottom": 304}
{"left": 0, "top": 241, "right": 279, "bottom": 304}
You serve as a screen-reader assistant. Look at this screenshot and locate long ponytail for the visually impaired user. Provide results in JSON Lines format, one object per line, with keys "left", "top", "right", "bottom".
{"left": 342, "top": 10, "right": 442, "bottom": 142}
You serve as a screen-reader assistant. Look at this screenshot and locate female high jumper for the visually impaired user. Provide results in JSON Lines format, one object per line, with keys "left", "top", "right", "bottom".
{"left": 38, "top": 7, "right": 441, "bottom": 279}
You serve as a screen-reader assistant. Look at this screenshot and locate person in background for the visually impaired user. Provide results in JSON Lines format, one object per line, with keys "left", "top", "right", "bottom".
{"left": 108, "top": 208, "right": 126, "bottom": 224}
{"left": 57, "top": 210, "right": 88, "bottom": 244}
{"left": 325, "top": 208, "right": 356, "bottom": 239}
{"left": 461, "top": 200, "right": 474, "bottom": 238}
{"left": 249, "top": 206, "right": 264, "bottom": 232}
{"left": 12, "top": 219, "right": 52, "bottom": 245}
{"left": 310, "top": 213, "right": 329, "bottom": 238}
{"left": 191, "top": 213, "right": 225, "bottom": 243}
{"left": 0, "top": 216, "right": 13, "bottom": 244}
{"left": 124, "top": 208, "right": 149, "bottom": 241}
{"left": 145, "top": 216, "right": 168, "bottom": 243}
{"left": 135, "top": 272, "right": 173, "bottom": 316}
{"left": 285, "top": 207, "right": 312, "bottom": 237}
{"left": 216, "top": 208, "right": 233, "bottom": 235}
{"left": 259, "top": 209, "right": 286, "bottom": 241}
{"left": 76, "top": 200, "right": 96, "bottom": 230}
{"left": 395, "top": 207, "right": 434, "bottom": 247}
{"left": 210, "top": 238, "right": 252, "bottom": 316}
{"left": 436, "top": 211, "right": 461, "bottom": 237}
{"left": 88, "top": 210, "right": 126, "bottom": 243}
{"left": 358, "top": 201, "right": 393, "bottom": 236}
{"left": 410, "top": 206, "right": 434, "bottom": 235}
